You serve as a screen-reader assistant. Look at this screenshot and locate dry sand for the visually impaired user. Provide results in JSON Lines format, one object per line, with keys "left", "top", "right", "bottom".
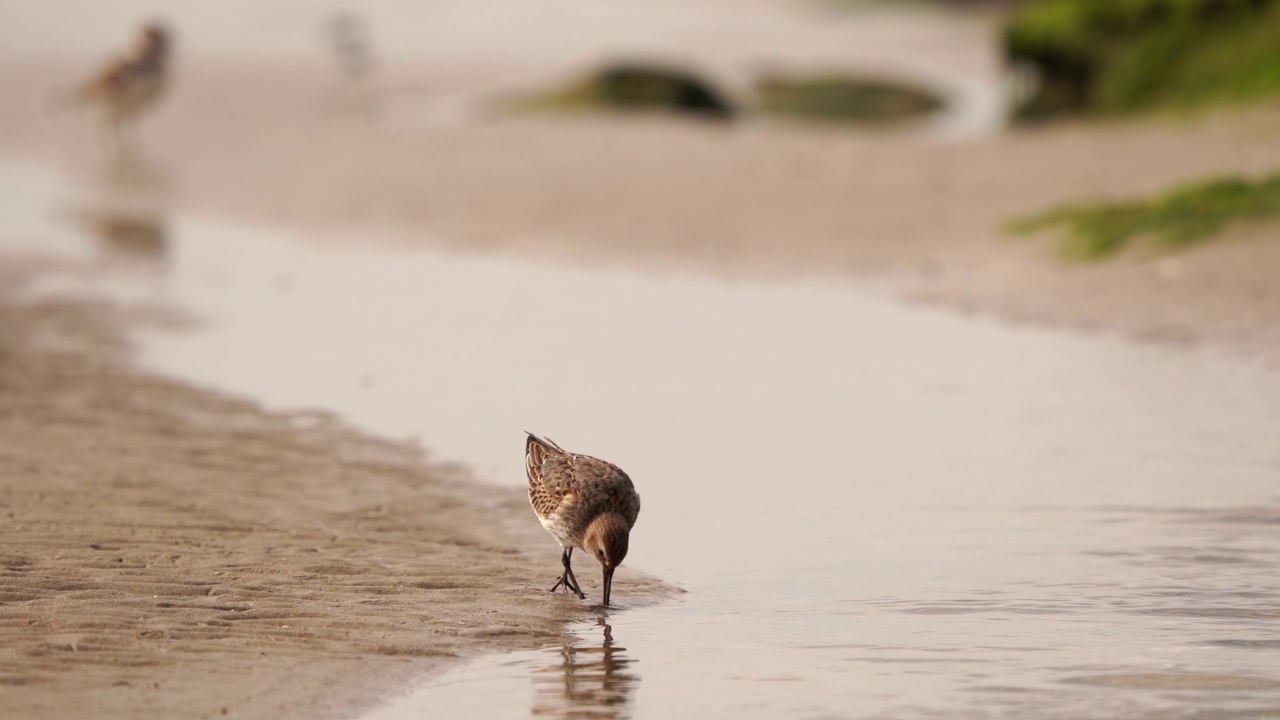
{"left": 0, "top": 259, "right": 668, "bottom": 719}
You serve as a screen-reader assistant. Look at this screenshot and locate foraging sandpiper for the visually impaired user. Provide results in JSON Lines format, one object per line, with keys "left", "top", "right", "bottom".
{"left": 525, "top": 433, "right": 640, "bottom": 606}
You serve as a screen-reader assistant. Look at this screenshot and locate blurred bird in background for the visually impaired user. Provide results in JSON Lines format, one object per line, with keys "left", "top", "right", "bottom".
{"left": 325, "top": 12, "right": 375, "bottom": 81}
{"left": 53, "top": 21, "right": 173, "bottom": 159}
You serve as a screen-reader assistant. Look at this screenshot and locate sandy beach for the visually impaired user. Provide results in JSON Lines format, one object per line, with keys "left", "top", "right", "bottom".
{"left": 0, "top": 259, "right": 667, "bottom": 719}
{"left": 3, "top": 1, "right": 1280, "bottom": 716}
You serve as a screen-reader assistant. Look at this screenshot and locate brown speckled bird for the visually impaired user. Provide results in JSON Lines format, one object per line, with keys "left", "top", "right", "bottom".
{"left": 63, "top": 21, "right": 172, "bottom": 153}
{"left": 526, "top": 433, "right": 640, "bottom": 606}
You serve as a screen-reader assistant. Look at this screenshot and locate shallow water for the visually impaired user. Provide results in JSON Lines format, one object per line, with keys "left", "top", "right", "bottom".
{"left": 5, "top": 162, "right": 1280, "bottom": 719}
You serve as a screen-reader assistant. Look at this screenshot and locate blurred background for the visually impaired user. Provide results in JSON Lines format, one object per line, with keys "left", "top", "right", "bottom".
{"left": 3, "top": 1, "right": 1280, "bottom": 718}
{"left": 4, "top": 0, "right": 1278, "bottom": 345}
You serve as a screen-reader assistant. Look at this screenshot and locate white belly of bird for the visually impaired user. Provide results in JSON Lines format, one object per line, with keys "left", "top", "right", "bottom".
{"left": 538, "top": 514, "right": 579, "bottom": 549}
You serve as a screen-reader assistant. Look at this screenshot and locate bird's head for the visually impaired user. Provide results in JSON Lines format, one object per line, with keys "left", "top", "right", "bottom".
{"left": 139, "top": 21, "right": 172, "bottom": 55}
{"left": 582, "top": 512, "right": 630, "bottom": 606}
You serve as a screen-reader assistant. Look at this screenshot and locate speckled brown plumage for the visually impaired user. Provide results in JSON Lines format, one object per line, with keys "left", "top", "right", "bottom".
{"left": 525, "top": 433, "right": 640, "bottom": 606}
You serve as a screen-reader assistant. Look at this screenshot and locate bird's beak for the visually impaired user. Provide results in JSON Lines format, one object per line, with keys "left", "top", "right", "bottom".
{"left": 602, "top": 565, "right": 615, "bottom": 607}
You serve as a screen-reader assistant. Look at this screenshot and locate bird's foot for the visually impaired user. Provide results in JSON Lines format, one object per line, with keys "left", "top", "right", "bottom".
{"left": 549, "top": 574, "right": 586, "bottom": 600}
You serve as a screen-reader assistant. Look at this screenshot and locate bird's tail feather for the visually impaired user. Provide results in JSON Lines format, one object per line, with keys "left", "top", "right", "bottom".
{"left": 525, "top": 432, "right": 566, "bottom": 485}
{"left": 525, "top": 432, "right": 567, "bottom": 453}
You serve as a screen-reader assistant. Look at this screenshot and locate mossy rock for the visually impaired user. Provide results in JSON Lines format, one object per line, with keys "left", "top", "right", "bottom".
{"left": 521, "top": 63, "right": 946, "bottom": 127}
{"left": 756, "top": 74, "right": 945, "bottom": 124}
{"left": 1005, "top": 0, "right": 1280, "bottom": 120}
{"left": 527, "top": 63, "right": 736, "bottom": 120}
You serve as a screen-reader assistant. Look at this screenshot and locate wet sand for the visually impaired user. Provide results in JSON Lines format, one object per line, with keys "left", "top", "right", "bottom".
{"left": 92, "top": 203, "right": 1277, "bottom": 719}
{"left": 0, "top": 259, "right": 667, "bottom": 719}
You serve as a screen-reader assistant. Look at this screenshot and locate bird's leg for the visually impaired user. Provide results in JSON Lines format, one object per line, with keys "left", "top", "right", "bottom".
{"left": 94, "top": 118, "right": 114, "bottom": 161}
{"left": 549, "top": 547, "right": 586, "bottom": 599}
{"left": 564, "top": 552, "right": 585, "bottom": 599}
{"left": 549, "top": 547, "right": 571, "bottom": 593}
{"left": 118, "top": 121, "right": 143, "bottom": 167}
{"left": 112, "top": 117, "right": 127, "bottom": 161}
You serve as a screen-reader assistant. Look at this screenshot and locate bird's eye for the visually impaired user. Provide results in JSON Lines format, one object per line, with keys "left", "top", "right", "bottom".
{"left": 597, "top": 550, "right": 606, "bottom": 560}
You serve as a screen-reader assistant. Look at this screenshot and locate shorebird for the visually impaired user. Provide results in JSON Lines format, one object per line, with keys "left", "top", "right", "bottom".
{"left": 526, "top": 433, "right": 640, "bottom": 607}
{"left": 325, "top": 13, "right": 375, "bottom": 80}
{"left": 59, "top": 21, "right": 173, "bottom": 155}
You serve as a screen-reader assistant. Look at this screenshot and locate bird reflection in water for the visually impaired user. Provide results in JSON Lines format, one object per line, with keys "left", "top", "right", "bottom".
{"left": 64, "top": 206, "right": 168, "bottom": 261}
{"left": 86, "top": 210, "right": 168, "bottom": 259}
{"left": 65, "top": 148, "right": 173, "bottom": 263}
{"left": 531, "top": 619, "right": 638, "bottom": 719}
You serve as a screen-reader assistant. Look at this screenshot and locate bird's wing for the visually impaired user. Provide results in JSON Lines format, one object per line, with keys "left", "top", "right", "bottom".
{"left": 526, "top": 433, "right": 578, "bottom": 516}
{"left": 571, "top": 454, "right": 641, "bottom": 528}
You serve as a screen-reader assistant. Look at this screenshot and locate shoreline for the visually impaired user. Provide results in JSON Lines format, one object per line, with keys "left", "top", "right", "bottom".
{"left": 3, "top": 58, "right": 1278, "bottom": 361}
{"left": 0, "top": 258, "right": 671, "bottom": 719}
